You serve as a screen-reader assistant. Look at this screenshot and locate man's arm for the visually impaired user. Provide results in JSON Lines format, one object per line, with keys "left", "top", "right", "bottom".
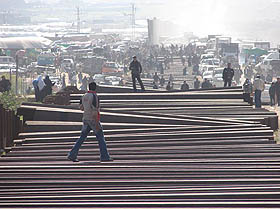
{"left": 129, "top": 62, "right": 133, "bottom": 71}
{"left": 139, "top": 62, "right": 143, "bottom": 73}
{"left": 79, "top": 98, "right": 84, "bottom": 111}
{"left": 222, "top": 69, "right": 226, "bottom": 80}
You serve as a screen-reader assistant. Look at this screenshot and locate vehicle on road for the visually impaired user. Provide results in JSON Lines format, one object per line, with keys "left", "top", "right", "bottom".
{"left": 93, "top": 74, "right": 105, "bottom": 84}
{"left": 101, "top": 62, "right": 123, "bottom": 76}
{"left": 212, "top": 68, "right": 224, "bottom": 87}
{"left": 61, "top": 59, "right": 74, "bottom": 70}
{"left": 202, "top": 71, "right": 213, "bottom": 81}
{"left": 102, "top": 76, "right": 122, "bottom": 86}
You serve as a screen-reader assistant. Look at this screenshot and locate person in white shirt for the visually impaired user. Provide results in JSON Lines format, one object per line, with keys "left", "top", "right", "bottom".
{"left": 253, "top": 75, "right": 265, "bottom": 108}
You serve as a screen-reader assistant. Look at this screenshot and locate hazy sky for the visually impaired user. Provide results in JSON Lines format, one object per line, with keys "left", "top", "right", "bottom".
{"left": 23, "top": 0, "right": 280, "bottom": 43}
{"left": 78, "top": 0, "right": 280, "bottom": 36}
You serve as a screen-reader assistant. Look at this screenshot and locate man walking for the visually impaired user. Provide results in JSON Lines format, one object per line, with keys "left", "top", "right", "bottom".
{"left": 275, "top": 77, "right": 280, "bottom": 106}
{"left": 223, "top": 63, "right": 234, "bottom": 87}
{"left": 68, "top": 82, "right": 112, "bottom": 162}
{"left": 129, "top": 56, "right": 145, "bottom": 92}
{"left": 253, "top": 75, "right": 265, "bottom": 108}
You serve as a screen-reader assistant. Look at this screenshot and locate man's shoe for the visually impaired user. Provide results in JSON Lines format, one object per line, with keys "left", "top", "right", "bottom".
{"left": 67, "top": 156, "right": 79, "bottom": 162}
{"left": 101, "top": 158, "right": 114, "bottom": 162}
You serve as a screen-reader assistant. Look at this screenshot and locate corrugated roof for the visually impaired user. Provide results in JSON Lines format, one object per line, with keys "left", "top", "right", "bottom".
{"left": 0, "top": 37, "right": 52, "bottom": 49}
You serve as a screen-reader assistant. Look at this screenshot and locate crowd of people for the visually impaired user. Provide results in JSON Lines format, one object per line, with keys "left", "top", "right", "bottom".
{"left": 32, "top": 75, "right": 55, "bottom": 102}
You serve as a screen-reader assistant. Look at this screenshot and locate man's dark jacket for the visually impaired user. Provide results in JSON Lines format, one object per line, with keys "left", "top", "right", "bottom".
{"left": 129, "top": 60, "right": 142, "bottom": 75}
{"left": 223, "top": 68, "right": 234, "bottom": 81}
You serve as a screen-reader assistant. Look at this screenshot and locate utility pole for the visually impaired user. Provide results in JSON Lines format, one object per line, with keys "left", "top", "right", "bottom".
{"left": 123, "top": 4, "right": 136, "bottom": 41}
{"left": 131, "top": 4, "right": 136, "bottom": 41}
{"left": 77, "top": 6, "right": 81, "bottom": 33}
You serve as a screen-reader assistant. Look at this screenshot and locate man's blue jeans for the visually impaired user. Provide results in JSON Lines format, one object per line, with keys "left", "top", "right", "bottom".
{"left": 255, "top": 90, "right": 262, "bottom": 108}
{"left": 68, "top": 120, "right": 110, "bottom": 161}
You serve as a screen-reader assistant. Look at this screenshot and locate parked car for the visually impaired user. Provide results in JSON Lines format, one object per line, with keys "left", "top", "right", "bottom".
{"left": 93, "top": 74, "right": 105, "bottom": 84}
{"left": 201, "top": 54, "right": 215, "bottom": 60}
{"left": 200, "top": 58, "right": 220, "bottom": 66}
{"left": 102, "top": 76, "right": 122, "bottom": 86}
{"left": 212, "top": 68, "right": 224, "bottom": 87}
{"left": 101, "top": 62, "right": 123, "bottom": 76}
{"left": 61, "top": 59, "right": 74, "bottom": 70}
{"left": 202, "top": 71, "right": 213, "bottom": 81}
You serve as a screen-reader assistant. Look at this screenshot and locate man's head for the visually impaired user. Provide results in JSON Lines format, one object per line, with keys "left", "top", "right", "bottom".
{"left": 256, "top": 75, "right": 261, "bottom": 79}
{"left": 89, "top": 82, "right": 97, "bottom": 91}
{"left": 133, "top": 56, "right": 137, "bottom": 61}
{"left": 1, "top": 76, "right": 5, "bottom": 80}
{"left": 155, "top": 72, "right": 157, "bottom": 75}
{"left": 183, "top": 81, "right": 186, "bottom": 84}
{"left": 227, "top": 63, "right": 231, "bottom": 68}
{"left": 277, "top": 77, "right": 280, "bottom": 83}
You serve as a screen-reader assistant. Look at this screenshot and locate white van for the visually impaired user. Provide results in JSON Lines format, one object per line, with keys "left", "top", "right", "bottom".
{"left": 0, "top": 56, "right": 15, "bottom": 65}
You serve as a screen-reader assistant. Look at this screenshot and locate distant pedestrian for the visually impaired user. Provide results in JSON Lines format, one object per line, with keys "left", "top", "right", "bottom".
{"left": 188, "top": 56, "right": 192, "bottom": 67}
{"left": 243, "top": 79, "right": 253, "bottom": 104}
{"left": 32, "top": 79, "right": 39, "bottom": 102}
{"left": 153, "top": 72, "right": 160, "bottom": 85}
{"left": 168, "top": 74, "right": 174, "bottom": 84}
{"left": 193, "top": 64, "right": 199, "bottom": 75}
{"left": 36, "top": 76, "right": 46, "bottom": 102}
{"left": 201, "top": 78, "right": 212, "bottom": 89}
{"left": 43, "top": 75, "right": 55, "bottom": 96}
{"left": 194, "top": 77, "right": 200, "bottom": 89}
{"left": 183, "top": 67, "right": 187, "bottom": 76}
{"left": 158, "top": 62, "right": 164, "bottom": 74}
{"left": 160, "top": 76, "right": 165, "bottom": 87}
{"left": 243, "top": 79, "right": 253, "bottom": 94}
{"left": 62, "top": 74, "right": 66, "bottom": 89}
{"left": 269, "top": 82, "right": 276, "bottom": 106}
{"left": 166, "top": 81, "right": 173, "bottom": 91}
{"left": 223, "top": 63, "right": 234, "bottom": 87}
{"left": 80, "top": 76, "right": 88, "bottom": 91}
{"left": 129, "top": 56, "right": 145, "bottom": 92}
{"left": 78, "top": 72, "right": 83, "bottom": 84}
{"left": 68, "top": 82, "right": 113, "bottom": 163}
{"left": 266, "top": 73, "right": 273, "bottom": 83}
{"left": 253, "top": 75, "right": 265, "bottom": 108}
{"left": 153, "top": 81, "right": 159, "bottom": 89}
{"left": 275, "top": 77, "right": 280, "bottom": 106}
{"left": 181, "top": 81, "right": 189, "bottom": 91}
{"left": 0, "top": 76, "right": 11, "bottom": 92}
{"left": 234, "top": 68, "right": 242, "bottom": 85}
{"left": 71, "top": 73, "right": 77, "bottom": 86}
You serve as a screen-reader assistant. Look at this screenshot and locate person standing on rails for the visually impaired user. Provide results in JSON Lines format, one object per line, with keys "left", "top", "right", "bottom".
{"left": 129, "top": 56, "right": 145, "bottom": 92}
{"left": 68, "top": 82, "right": 113, "bottom": 163}
{"left": 253, "top": 75, "right": 265, "bottom": 108}
{"left": 223, "top": 63, "right": 235, "bottom": 87}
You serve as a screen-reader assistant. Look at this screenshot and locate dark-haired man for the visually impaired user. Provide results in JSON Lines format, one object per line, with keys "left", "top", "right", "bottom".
{"left": 68, "top": 82, "right": 112, "bottom": 162}
{"left": 223, "top": 63, "right": 234, "bottom": 87}
{"left": 129, "top": 56, "right": 145, "bottom": 92}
